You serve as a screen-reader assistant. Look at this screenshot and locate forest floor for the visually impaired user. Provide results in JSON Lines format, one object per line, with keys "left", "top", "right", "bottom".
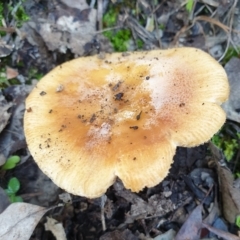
{"left": 0, "top": 0, "right": 240, "bottom": 240}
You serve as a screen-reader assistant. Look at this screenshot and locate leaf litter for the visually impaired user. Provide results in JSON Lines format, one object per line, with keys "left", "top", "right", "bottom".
{"left": 222, "top": 57, "right": 240, "bottom": 123}
{"left": 0, "top": 91, "right": 12, "bottom": 135}
{"left": 0, "top": 85, "right": 33, "bottom": 160}
{"left": 210, "top": 143, "right": 240, "bottom": 224}
{"left": 44, "top": 217, "right": 67, "bottom": 240}
{"left": 0, "top": 0, "right": 240, "bottom": 239}
{"left": 0, "top": 202, "right": 49, "bottom": 240}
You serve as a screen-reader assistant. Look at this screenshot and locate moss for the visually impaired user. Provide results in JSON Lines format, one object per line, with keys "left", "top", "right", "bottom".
{"left": 103, "top": 4, "right": 135, "bottom": 51}
{"left": 0, "top": 3, "right": 5, "bottom": 36}
{"left": 159, "top": 23, "right": 165, "bottom": 30}
{"left": 136, "top": 39, "right": 144, "bottom": 49}
{"left": 103, "top": 8, "right": 117, "bottom": 28}
{"left": 212, "top": 131, "right": 240, "bottom": 162}
{"left": 28, "top": 67, "right": 44, "bottom": 81}
{"left": 104, "top": 29, "right": 132, "bottom": 52}
{"left": 0, "top": 0, "right": 30, "bottom": 35}
{"left": 8, "top": 0, "right": 30, "bottom": 28}
{"left": 0, "top": 3, "right": 3, "bottom": 21}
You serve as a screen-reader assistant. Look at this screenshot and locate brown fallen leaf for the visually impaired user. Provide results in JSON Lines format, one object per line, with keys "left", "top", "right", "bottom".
{"left": 202, "top": 222, "right": 240, "bottom": 240}
{"left": 114, "top": 181, "right": 174, "bottom": 222}
{"left": 6, "top": 66, "right": 19, "bottom": 80}
{"left": 0, "top": 85, "right": 33, "bottom": 159}
{"left": 0, "top": 39, "right": 14, "bottom": 58}
{"left": 19, "top": 0, "right": 97, "bottom": 57}
{"left": 222, "top": 57, "right": 240, "bottom": 123}
{"left": 175, "top": 204, "right": 202, "bottom": 240}
{"left": 219, "top": 166, "right": 240, "bottom": 223}
{"left": 210, "top": 142, "right": 240, "bottom": 223}
{"left": 0, "top": 202, "right": 49, "bottom": 240}
{"left": 0, "top": 91, "right": 12, "bottom": 134}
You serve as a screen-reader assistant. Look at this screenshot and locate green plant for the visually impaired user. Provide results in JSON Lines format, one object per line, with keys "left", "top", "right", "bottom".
{"left": 222, "top": 47, "right": 240, "bottom": 65}
{"left": 7, "top": 0, "right": 29, "bottom": 28}
{"left": 136, "top": 39, "right": 144, "bottom": 49}
{"left": 0, "top": 3, "right": 3, "bottom": 22}
{"left": 0, "top": 66, "right": 9, "bottom": 87}
{"left": 212, "top": 133, "right": 240, "bottom": 162}
{"left": 0, "top": 0, "right": 29, "bottom": 33}
{"left": 159, "top": 23, "right": 165, "bottom": 30}
{"left": 0, "top": 66, "right": 21, "bottom": 89}
{"left": 5, "top": 177, "right": 23, "bottom": 202}
{"left": 236, "top": 215, "right": 240, "bottom": 228}
{"left": 28, "top": 67, "right": 44, "bottom": 80}
{"left": 103, "top": 6, "right": 132, "bottom": 51}
{"left": 186, "top": 0, "right": 194, "bottom": 13}
{"left": 103, "top": 8, "right": 117, "bottom": 28}
{"left": 2, "top": 155, "right": 20, "bottom": 170}
{"left": 104, "top": 29, "right": 132, "bottom": 52}
{"left": 1, "top": 155, "right": 22, "bottom": 202}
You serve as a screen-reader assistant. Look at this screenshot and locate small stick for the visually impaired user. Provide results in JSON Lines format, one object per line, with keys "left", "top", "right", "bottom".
{"left": 101, "top": 194, "right": 107, "bottom": 231}
{"left": 97, "top": 0, "right": 103, "bottom": 31}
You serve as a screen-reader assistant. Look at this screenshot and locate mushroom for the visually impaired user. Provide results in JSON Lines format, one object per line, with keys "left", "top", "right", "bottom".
{"left": 24, "top": 47, "right": 229, "bottom": 198}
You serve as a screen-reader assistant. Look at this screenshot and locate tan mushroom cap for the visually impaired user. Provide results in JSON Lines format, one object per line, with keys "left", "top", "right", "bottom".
{"left": 24, "top": 47, "right": 229, "bottom": 198}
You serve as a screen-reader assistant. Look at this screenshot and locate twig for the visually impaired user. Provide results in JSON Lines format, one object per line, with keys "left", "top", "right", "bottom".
{"left": 97, "top": 0, "right": 103, "bottom": 31}
{"left": 95, "top": 25, "right": 121, "bottom": 34}
{"left": 101, "top": 195, "right": 107, "bottom": 231}
{"left": 90, "top": 0, "right": 96, "bottom": 8}
{"left": 202, "top": 222, "right": 240, "bottom": 240}
{"left": 0, "top": 27, "right": 15, "bottom": 33}
{"left": 153, "top": 10, "right": 162, "bottom": 48}
{"left": 217, "top": 0, "right": 238, "bottom": 62}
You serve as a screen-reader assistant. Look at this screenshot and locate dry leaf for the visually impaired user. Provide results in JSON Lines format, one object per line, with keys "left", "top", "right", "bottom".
{"left": 114, "top": 181, "right": 174, "bottom": 222}
{"left": 6, "top": 66, "right": 19, "bottom": 80}
{"left": 0, "top": 153, "right": 6, "bottom": 166}
{"left": 44, "top": 217, "right": 67, "bottom": 240}
{"left": 217, "top": 0, "right": 233, "bottom": 17}
{"left": 0, "top": 85, "right": 33, "bottom": 159}
{"left": 222, "top": 57, "right": 240, "bottom": 123}
{"left": 175, "top": 205, "right": 202, "bottom": 240}
{"left": 218, "top": 166, "right": 240, "bottom": 223}
{"left": 0, "top": 91, "right": 12, "bottom": 134}
{"left": 60, "top": 0, "right": 88, "bottom": 10}
{"left": 202, "top": 222, "right": 240, "bottom": 240}
{"left": 19, "top": 0, "right": 97, "bottom": 57}
{"left": 0, "top": 202, "right": 48, "bottom": 240}
{"left": 210, "top": 143, "right": 240, "bottom": 223}
{"left": 0, "top": 39, "right": 14, "bottom": 58}
{"left": 0, "top": 187, "right": 10, "bottom": 214}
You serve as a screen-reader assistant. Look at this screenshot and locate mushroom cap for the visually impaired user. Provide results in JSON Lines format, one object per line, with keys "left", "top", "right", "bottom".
{"left": 24, "top": 48, "right": 229, "bottom": 198}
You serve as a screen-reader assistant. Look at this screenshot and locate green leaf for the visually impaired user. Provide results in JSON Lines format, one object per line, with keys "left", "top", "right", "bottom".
{"left": 11, "top": 195, "right": 23, "bottom": 203}
{"left": 236, "top": 215, "right": 240, "bottom": 228}
{"left": 9, "top": 194, "right": 16, "bottom": 203}
{"left": 2, "top": 155, "right": 20, "bottom": 170}
{"left": 5, "top": 189, "right": 13, "bottom": 195}
{"left": 7, "top": 177, "right": 20, "bottom": 194}
{"left": 186, "top": 0, "right": 194, "bottom": 13}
